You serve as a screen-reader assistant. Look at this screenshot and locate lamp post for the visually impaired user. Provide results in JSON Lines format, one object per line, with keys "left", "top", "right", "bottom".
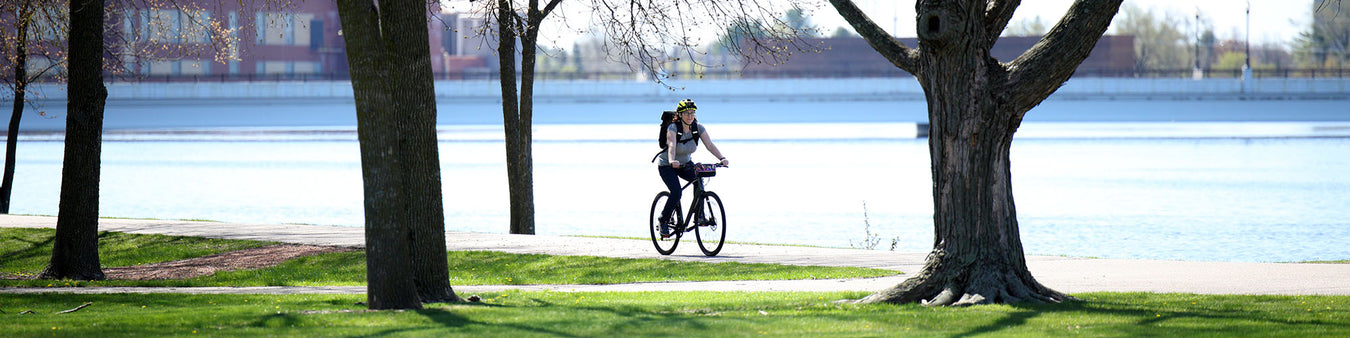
{"left": 1245, "top": 1, "right": 1251, "bottom": 70}
{"left": 1243, "top": 0, "right": 1253, "bottom": 90}
{"left": 1193, "top": 9, "right": 1202, "bottom": 79}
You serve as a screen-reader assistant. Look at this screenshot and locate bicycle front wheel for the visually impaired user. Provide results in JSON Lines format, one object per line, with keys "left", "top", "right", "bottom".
{"left": 694, "top": 191, "right": 727, "bottom": 256}
{"left": 649, "top": 191, "right": 681, "bottom": 255}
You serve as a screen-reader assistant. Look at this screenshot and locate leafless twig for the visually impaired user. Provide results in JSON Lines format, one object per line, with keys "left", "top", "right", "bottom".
{"left": 56, "top": 302, "right": 92, "bottom": 314}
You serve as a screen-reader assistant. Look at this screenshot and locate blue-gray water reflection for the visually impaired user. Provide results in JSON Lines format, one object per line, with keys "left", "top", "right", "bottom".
{"left": 5, "top": 94, "right": 1349, "bottom": 262}
{"left": 7, "top": 123, "right": 1349, "bottom": 263}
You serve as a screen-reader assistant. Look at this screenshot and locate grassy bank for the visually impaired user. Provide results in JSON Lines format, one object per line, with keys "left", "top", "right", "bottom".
{"left": 4, "top": 292, "right": 1347, "bottom": 336}
{"left": 4, "top": 228, "right": 1350, "bottom": 336}
{"left": 0, "top": 228, "right": 896, "bottom": 287}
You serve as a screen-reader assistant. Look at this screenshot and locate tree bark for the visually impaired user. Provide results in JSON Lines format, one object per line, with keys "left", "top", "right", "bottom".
{"left": 498, "top": 0, "right": 535, "bottom": 235}
{"left": 2, "top": 0, "right": 34, "bottom": 214}
{"left": 336, "top": 0, "right": 422, "bottom": 310}
{"left": 40, "top": 0, "right": 106, "bottom": 281}
{"left": 829, "top": 0, "right": 1122, "bottom": 306}
{"left": 2, "top": 73, "right": 25, "bottom": 215}
{"left": 496, "top": 0, "right": 560, "bottom": 235}
{"left": 381, "top": 1, "right": 459, "bottom": 303}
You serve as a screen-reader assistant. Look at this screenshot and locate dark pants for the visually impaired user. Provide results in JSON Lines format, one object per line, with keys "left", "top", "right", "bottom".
{"left": 658, "top": 165, "right": 698, "bottom": 221}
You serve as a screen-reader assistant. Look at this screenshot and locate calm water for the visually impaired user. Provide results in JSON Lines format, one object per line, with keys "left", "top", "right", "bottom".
{"left": 6, "top": 119, "right": 1350, "bottom": 263}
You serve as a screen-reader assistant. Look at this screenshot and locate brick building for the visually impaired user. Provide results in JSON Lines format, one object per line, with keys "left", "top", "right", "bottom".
{"left": 3, "top": 2, "right": 500, "bottom": 81}
{"left": 118, "top": 3, "right": 502, "bottom": 79}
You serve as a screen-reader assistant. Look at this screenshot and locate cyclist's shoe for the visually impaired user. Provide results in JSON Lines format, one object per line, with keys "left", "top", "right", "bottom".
{"left": 659, "top": 217, "right": 674, "bottom": 238}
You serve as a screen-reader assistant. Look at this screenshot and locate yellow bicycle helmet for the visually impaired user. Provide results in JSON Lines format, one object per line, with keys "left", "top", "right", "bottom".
{"left": 676, "top": 99, "right": 697, "bottom": 113}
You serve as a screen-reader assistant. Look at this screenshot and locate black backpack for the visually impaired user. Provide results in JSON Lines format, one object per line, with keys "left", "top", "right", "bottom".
{"left": 652, "top": 111, "right": 700, "bottom": 162}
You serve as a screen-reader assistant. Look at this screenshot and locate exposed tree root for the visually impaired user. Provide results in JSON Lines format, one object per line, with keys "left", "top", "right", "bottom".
{"left": 855, "top": 255, "right": 1071, "bottom": 307}
{"left": 417, "top": 289, "right": 464, "bottom": 304}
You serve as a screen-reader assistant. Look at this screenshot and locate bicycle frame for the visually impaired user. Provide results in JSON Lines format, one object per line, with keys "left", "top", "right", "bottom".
{"left": 673, "top": 175, "right": 709, "bottom": 233}
{"left": 671, "top": 163, "right": 722, "bottom": 233}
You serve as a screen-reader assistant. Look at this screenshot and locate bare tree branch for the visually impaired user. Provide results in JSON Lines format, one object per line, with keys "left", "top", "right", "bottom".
{"left": 539, "top": 0, "right": 563, "bottom": 19}
{"left": 1005, "top": 0, "right": 1123, "bottom": 113}
{"left": 583, "top": 0, "right": 817, "bottom": 83}
{"left": 57, "top": 302, "right": 92, "bottom": 314}
{"left": 826, "top": 0, "right": 918, "bottom": 73}
{"left": 984, "top": 0, "right": 1022, "bottom": 44}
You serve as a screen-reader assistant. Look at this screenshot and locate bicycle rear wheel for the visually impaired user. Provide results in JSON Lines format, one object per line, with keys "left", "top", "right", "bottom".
{"left": 694, "top": 192, "right": 727, "bottom": 256}
{"left": 649, "top": 191, "right": 681, "bottom": 255}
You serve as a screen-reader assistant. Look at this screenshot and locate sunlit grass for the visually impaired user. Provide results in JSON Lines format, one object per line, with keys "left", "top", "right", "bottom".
{"left": 1, "top": 228, "right": 274, "bottom": 277}
{"left": 3, "top": 292, "right": 1347, "bottom": 336}
{"left": 4, "top": 228, "right": 1349, "bottom": 336}
{"left": 0, "top": 228, "right": 897, "bottom": 287}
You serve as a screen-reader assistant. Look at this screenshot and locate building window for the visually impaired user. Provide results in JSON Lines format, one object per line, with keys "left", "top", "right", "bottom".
{"left": 256, "top": 12, "right": 314, "bottom": 46}
{"left": 147, "top": 61, "right": 176, "bottom": 75}
{"left": 184, "top": 11, "right": 211, "bottom": 44}
{"left": 255, "top": 12, "right": 265, "bottom": 44}
{"left": 146, "top": 9, "right": 182, "bottom": 43}
{"left": 261, "top": 61, "right": 290, "bottom": 74}
{"left": 294, "top": 14, "right": 314, "bottom": 46}
{"left": 294, "top": 61, "right": 318, "bottom": 74}
{"left": 229, "top": 11, "right": 240, "bottom": 74}
{"left": 140, "top": 9, "right": 212, "bottom": 44}
{"left": 285, "top": 14, "right": 295, "bottom": 45}
{"left": 181, "top": 60, "right": 210, "bottom": 75}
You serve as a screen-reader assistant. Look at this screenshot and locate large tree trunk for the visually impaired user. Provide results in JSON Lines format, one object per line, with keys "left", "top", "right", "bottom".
{"left": 336, "top": 0, "right": 422, "bottom": 310}
{"left": 3, "top": 1, "right": 33, "bottom": 214}
{"left": 382, "top": 1, "right": 459, "bottom": 303}
{"left": 40, "top": 0, "right": 106, "bottom": 281}
{"left": 829, "top": 0, "right": 1122, "bottom": 306}
{"left": 859, "top": 87, "right": 1062, "bottom": 305}
{"left": 498, "top": 1, "right": 536, "bottom": 235}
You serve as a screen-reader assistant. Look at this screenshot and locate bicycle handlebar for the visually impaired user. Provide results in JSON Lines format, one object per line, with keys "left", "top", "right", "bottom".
{"left": 669, "top": 162, "right": 728, "bottom": 168}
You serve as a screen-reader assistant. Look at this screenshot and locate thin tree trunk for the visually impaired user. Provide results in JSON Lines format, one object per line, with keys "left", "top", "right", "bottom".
{"left": 3, "top": 86, "right": 24, "bottom": 214}
{"left": 516, "top": 18, "right": 540, "bottom": 235}
{"left": 40, "top": 0, "right": 105, "bottom": 281}
{"left": 336, "top": 0, "right": 421, "bottom": 310}
{"left": 498, "top": 1, "right": 535, "bottom": 235}
{"left": 2, "top": 1, "right": 32, "bottom": 214}
{"left": 382, "top": 1, "right": 459, "bottom": 303}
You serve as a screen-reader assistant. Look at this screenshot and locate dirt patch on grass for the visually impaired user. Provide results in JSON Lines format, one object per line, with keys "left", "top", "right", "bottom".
{"left": 101, "top": 244, "right": 356, "bottom": 280}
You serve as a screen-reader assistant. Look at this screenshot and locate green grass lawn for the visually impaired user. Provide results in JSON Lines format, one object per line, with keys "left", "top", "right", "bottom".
{"left": 5, "top": 228, "right": 1350, "bottom": 336}
{"left": 0, "top": 228, "right": 896, "bottom": 287}
{"left": 3, "top": 291, "right": 1347, "bottom": 336}
{"left": 0, "top": 228, "right": 274, "bottom": 276}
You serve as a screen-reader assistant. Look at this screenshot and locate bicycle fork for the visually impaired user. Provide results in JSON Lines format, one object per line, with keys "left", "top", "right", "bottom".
{"left": 683, "top": 193, "right": 718, "bottom": 233}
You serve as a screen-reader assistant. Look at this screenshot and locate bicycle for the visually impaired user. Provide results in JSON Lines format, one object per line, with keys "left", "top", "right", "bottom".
{"left": 648, "top": 163, "right": 727, "bottom": 256}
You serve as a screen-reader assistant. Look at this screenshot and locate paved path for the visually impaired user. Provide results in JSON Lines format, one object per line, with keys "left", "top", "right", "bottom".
{"left": 4, "top": 215, "right": 1349, "bottom": 296}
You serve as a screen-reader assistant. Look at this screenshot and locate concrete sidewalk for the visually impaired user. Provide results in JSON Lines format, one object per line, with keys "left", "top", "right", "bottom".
{"left": 3, "top": 215, "right": 1348, "bottom": 296}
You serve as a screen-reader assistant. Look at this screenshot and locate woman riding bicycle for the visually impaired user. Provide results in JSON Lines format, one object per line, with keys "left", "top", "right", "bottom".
{"left": 656, "top": 99, "right": 729, "bottom": 237}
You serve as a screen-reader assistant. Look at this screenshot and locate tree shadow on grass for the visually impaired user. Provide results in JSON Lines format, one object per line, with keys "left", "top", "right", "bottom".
{"left": 410, "top": 295, "right": 736, "bottom": 336}
{"left": 950, "top": 294, "right": 1348, "bottom": 337}
{"left": 0, "top": 230, "right": 56, "bottom": 268}
{"left": 414, "top": 300, "right": 588, "bottom": 337}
